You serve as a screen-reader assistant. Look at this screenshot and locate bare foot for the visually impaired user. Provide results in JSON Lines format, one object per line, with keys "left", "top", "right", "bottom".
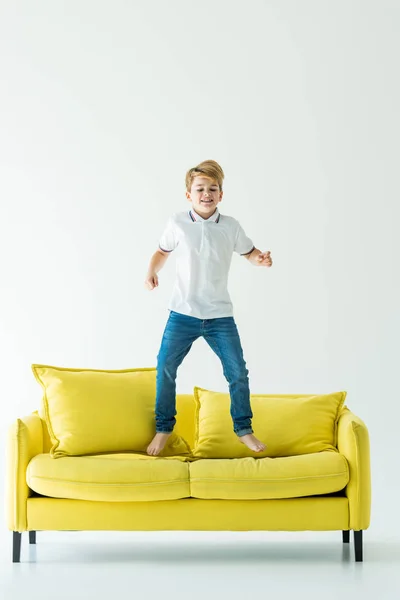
{"left": 147, "top": 432, "right": 172, "bottom": 456}
{"left": 238, "top": 433, "right": 266, "bottom": 453}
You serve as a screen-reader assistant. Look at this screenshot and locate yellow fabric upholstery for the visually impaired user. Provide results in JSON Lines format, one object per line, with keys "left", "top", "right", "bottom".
{"left": 26, "top": 451, "right": 348, "bottom": 503}
{"left": 193, "top": 387, "right": 346, "bottom": 459}
{"left": 32, "top": 364, "right": 190, "bottom": 458}
{"left": 189, "top": 451, "right": 349, "bottom": 500}
{"left": 174, "top": 394, "right": 197, "bottom": 450}
{"left": 6, "top": 414, "right": 43, "bottom": 532}
{"left": 6, "top": 389, "right": 371, "bottom": 538}
{"left": 337, "top": 407, "right": 371, "bottom": 530}
{"left": 27, "top": 453, "right": 191, "bottom": 502}
{"left": 36, "top": 394, "right": 197, "bottom": 455}
{"left": 27, "top": 496, "right": 350, "bottom": 532}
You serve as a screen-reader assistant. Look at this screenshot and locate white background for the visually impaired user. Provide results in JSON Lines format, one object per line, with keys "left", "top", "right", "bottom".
{"left": 0, "top": 0, "right": 399, "bottom": 579}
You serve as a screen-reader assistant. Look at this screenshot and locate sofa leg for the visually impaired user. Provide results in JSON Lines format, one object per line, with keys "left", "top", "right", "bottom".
{"left": 29, "top": 531, "right": 36, "bottom": 545}
{"left": 342, "top": 530, "right": 350, "bottom": 543}
{"left": 13, "top": 532, "right": 21, "bottom": 563}
{"left": 354, "top": 530, "right": 363, "bottom": 562}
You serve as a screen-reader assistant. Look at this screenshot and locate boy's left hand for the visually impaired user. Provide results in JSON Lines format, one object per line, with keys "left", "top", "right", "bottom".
{"left": 256, "top": 251, "right": 273, "bottom": 267}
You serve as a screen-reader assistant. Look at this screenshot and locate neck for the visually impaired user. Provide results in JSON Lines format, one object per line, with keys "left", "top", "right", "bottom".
{"left": 192, "top": 206, "right": 218, "bottom": 220}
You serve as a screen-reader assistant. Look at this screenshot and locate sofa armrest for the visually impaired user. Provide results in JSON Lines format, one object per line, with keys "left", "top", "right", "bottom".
{"left": 337, "top": 407, "right": 371, "bottom": 530}
{"left": 6, "top": 413, "right": 43, "bottom": 532}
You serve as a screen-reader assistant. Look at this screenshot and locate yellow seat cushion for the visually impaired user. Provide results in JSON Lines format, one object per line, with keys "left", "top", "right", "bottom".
{"left": 192, "top": 388, "right": 346, "bottom": 459}
{"left": 189, "top": 451, "right": 349, "bottom": 500}
{"left": 27, "top": 453, "right": 191, "bottom": 502}
{"left": 32, "top": 364, "right": 190, "bottom": 458}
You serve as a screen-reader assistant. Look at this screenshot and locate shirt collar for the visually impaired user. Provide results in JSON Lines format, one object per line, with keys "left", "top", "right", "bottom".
{"left": 189, "top": 207, "right": 220, "bottom": 223}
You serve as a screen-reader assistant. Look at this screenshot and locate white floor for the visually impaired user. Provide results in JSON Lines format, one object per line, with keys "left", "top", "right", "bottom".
{"left": 1, "top": 530, "right": 399, "bottom": 600}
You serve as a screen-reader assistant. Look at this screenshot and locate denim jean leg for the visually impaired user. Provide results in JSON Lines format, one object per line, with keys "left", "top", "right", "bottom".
{"left": 155, "top": 312, "right": 201, "bottom": 433}
{"left": 203, "top": 317, "right": 253, "bottom": 436}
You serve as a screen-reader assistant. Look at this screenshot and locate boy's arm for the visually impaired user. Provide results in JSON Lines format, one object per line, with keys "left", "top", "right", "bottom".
{"left": 145, "top": 248, "right": 171, "bottom": 290}
{"left": 234, "top": 222, "right": 272, "bottom": 268}
{"left": 244, "top": 247, "right": 273, "bottom": 267}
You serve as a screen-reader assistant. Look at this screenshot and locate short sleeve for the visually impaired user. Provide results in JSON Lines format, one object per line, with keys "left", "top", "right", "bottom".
{"left": 234, "top": 221, "right": 255, "bottom": 256}
{"left": 159, "top": 217, "right": 178, "bottom": 252}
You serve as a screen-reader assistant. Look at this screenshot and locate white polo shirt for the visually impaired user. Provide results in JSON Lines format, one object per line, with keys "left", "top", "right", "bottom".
{"left": 158, "top": 207, "right": 255, "bottom": 319}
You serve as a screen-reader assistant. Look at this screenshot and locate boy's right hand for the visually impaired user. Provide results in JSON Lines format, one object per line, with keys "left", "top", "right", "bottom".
{"left": 145, "top": 273, "right": 159, "bottom": 290}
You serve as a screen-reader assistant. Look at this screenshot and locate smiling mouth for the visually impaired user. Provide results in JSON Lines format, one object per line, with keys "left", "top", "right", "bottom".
{"left": 201, "top": 200, "right": 213, "bottom": 203}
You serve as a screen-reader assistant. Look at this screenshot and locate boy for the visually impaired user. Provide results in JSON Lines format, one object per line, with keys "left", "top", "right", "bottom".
{"left": 145, "top": 160, "right": 273, "bottom": 456}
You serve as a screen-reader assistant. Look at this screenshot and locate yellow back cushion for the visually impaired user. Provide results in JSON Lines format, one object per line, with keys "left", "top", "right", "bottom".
{"left": 192, "top": 387, "right": 347, "bottom": 459}
{"left": 174, "top": 394, "right": 197, "bottom": 449}
{"left": 32, "top": 364, "right": 190, "bottom": 458}
{"left": 37, "top": 393, "right": 198, "bottom": 454}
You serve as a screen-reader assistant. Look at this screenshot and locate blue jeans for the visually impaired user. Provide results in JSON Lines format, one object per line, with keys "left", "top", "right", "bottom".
{"left": 155, "top": 310, "right": 254, "bottom": 437}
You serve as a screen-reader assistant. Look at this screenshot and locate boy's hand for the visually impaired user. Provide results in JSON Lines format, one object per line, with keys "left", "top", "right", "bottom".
{"left": 145, "top": 273, "right": 159, "bottom": 290}
{"left": 256, "top": 250, "right": 273, "bottom": 267}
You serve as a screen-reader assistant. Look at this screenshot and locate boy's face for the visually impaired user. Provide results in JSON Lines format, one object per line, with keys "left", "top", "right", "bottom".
{"left": 185, "top": 176, "right": 223, "bottom": 218}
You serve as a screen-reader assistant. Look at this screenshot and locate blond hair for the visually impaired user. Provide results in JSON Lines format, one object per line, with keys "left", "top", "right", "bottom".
{"left": 185, "top": 159, "right": 225, "bottom": 192}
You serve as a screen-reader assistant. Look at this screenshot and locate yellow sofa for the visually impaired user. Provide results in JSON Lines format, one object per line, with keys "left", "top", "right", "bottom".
{"left": 6, "top": 390, "right": 371, "bottom": 563}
